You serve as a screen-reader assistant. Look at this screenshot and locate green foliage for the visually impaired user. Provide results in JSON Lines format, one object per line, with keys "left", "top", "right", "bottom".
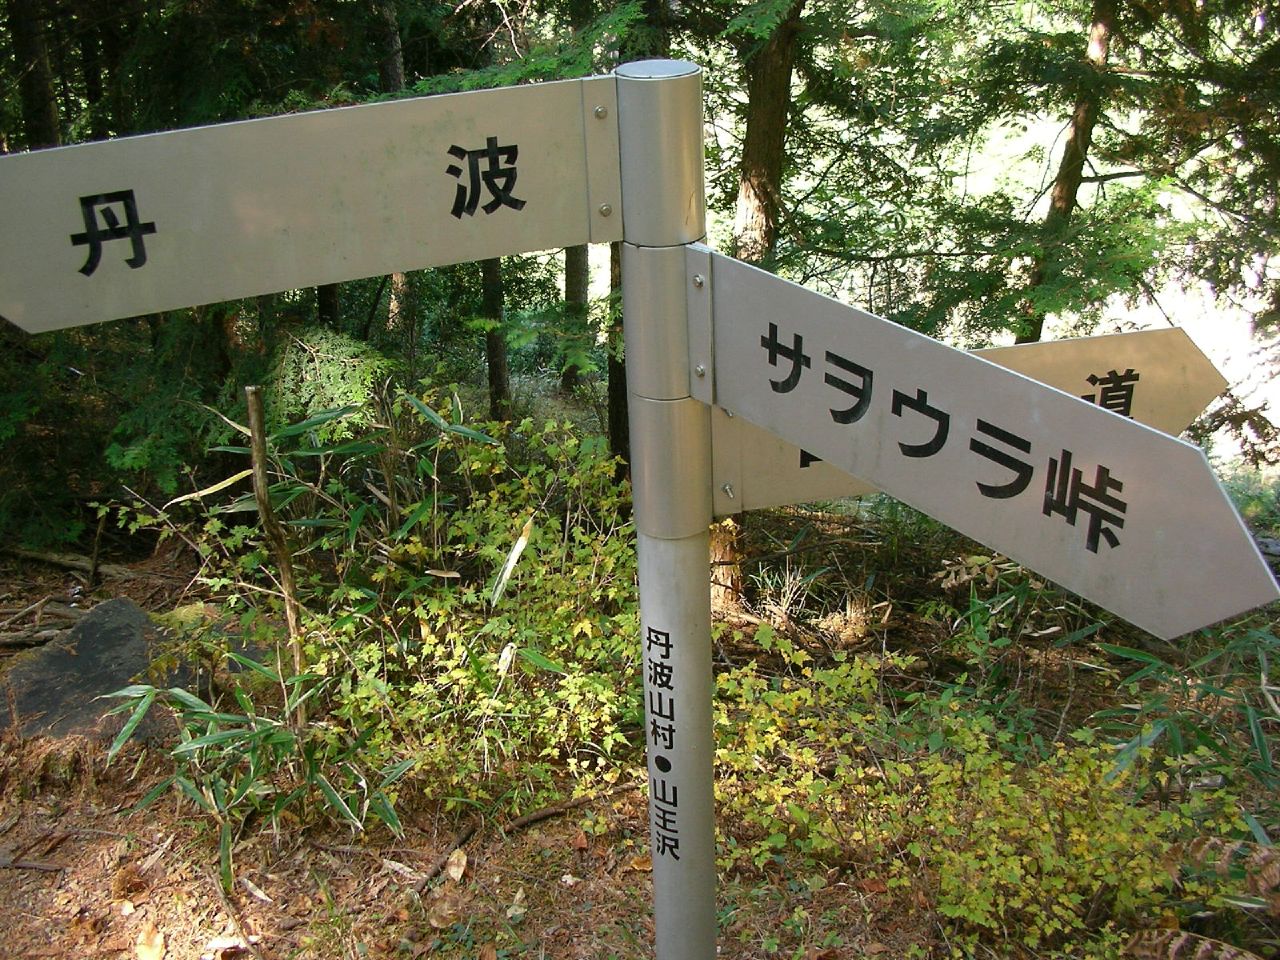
{"left": 1093, "top": 623, "right": 1280, "bottom": 797}
{"left": 0, "top": 311, "right": 233, "bottom": 543}
{"left": 723, "top": 0, "right": 802, "bottom": 43}
{"left": 265, "top": 327, "right": 399, "bottom": 441}
{"left": 102, "top": 655, "right": 412, "bottom": 891}
{"left": 716, "top": 645, "right": 1237, "bottom": 952}
{"left": 710, "top": 519, "right": 1274, "bottom": 955}
{"left": 1222, "top": 467, "right": 1280, "bottom": 538}
{"left": 505, "top": 290, "right": 618, "bottom": 383}
{"left": 409, "top": 3, "right": 643, "bottom": 95}
{"left": 912, "top": 741, "right": 1229, "bottom": 952}
{"left": 715, "top": 634, "right": 907, "bottom": 867}
{"left": 908, "top": 556, "right": 1104, "bottom": 759}
{"left": 111, "top": 388, "right": 638, "bottom": 816}
{"left": 326, "top": 413, "right": 640, "bottom": 801}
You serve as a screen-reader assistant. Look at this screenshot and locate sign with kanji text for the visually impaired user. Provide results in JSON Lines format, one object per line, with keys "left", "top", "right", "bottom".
{"left": 695, "top": 247, "right": 1278, "bottom": 639}
{"left": 0, "top": 76, "right": 622, "bottom": 333}
{"left": 711, "top": 328, "right": 1228, "bottom": 515}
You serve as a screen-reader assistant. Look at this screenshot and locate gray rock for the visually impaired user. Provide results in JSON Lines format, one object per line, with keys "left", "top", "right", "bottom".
{"left": 1, "top": 598, "right": 169, "bottom": 741}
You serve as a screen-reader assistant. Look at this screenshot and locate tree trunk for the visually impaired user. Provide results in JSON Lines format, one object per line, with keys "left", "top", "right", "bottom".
{"left": 98, "top": 0, "right": 138, "bottom": 135}
{"left": 731, "top": 0, "right": 805, "bottom": 266}
{"left": 386, "top": 273, "right": 412, "bottom": 340}
{"left": 373, "top": 0, "right": 405, "bottom": 92}
{"left": 72, "top": 0, "right": 108, "bottom": 140}
{"left": 373, "top": 0, "right": 411, "bottom": 346}
{"left": 316, "top": 283, "right": 341, "bottom": 327}
{"left": 561, "top": 243, "right": 590, "bottom": 392}
{"left": 607, "top": 241, "right": 629, "bottom": 470}
{"left": 482, "top": 258, "right": 511, "bottom": 421}
{"left": 6, "top": 0, "right": 60, "bottom": 149}
{"left": 1017, "top": 0, "right": 1115, "bottom": 344}
{"left": 638, "top": 0, "right": 671, "bottom": 57}
{"left": 714, "top": 1, "right": 806, "bottom": 610}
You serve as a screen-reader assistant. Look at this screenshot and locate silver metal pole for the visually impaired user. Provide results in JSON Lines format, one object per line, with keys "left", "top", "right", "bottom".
{"left": 615, "top": 60, "right": 715, "bottom": 960}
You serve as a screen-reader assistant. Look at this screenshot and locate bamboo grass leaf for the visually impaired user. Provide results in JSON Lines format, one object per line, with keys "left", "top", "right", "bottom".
{"left": 491, "top": 516, "right": 533, "bottom": 607}
{"left": 106, "top": 688, "right": 156, "bottom": 763}
{"left": 270, "top": 405, "right": 360, "bottom": 440}
{"left": 162, "top": 469, "right": 254, "bottom": 510}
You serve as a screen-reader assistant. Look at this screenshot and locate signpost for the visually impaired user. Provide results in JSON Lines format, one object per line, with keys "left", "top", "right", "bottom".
{"left": 616, "top": 61, "right": 716, "bottom": 960}
{"left": 2, "top": 58, "right": 1276, "bottom": 960}
{"left": 689, "top": 247, "right": 1277, "bottom": 640}
{"left": 711, "top": 328, "right": 1229, "bottom": 515}
{"left": 0, "top": 77, "right": 622, "bottom": 332}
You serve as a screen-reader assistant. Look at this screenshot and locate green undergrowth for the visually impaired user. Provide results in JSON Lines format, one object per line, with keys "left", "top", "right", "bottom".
{"left": 711, "top": 511, "right": 1278, "bottom": 957}
{"left": 714, "top": 631, "right": 1244, "bottom": 955}
{"left": 100, "top": 395, "right": 1280, "bottom": 955}
{"left": 105, "top": 386, "right": 639, "bottom": 829}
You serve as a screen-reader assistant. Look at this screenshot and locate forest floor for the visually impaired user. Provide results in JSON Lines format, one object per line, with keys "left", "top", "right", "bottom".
{"left": 0, "top": 513, "right": 1276, "bottom": 960}
{"left": 0, "top": 734, "right": 667, "bottom": 960}
{"left": 0, "top": 545, "right": 939, "bottom": 960}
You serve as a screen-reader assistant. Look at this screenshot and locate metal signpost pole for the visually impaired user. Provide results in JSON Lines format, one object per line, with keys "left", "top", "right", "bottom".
{"left": 615, "top": 60, "right": 716, "bottom": 960}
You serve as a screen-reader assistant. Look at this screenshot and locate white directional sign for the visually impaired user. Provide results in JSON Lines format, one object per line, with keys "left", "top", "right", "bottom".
{"left": 0, "top": 77, "right": 622, "bottom": 333}
{"left": 712, "top": 328, "right": 1228, "bottom": 514}
{"left": 693, "top": 247, "right": 1278, "bottom": 639}
{"left": 974, "top": 328, "right": 1227, "bottom": 431}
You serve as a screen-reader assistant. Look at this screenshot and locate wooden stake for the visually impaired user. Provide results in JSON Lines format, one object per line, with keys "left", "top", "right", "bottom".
{"left": 244, "top": 386, "right": 305, "bottom": 720}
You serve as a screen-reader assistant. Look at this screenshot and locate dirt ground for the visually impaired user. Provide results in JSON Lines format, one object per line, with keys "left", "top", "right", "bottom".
{"left": 0, "top": 733, "right": 672, "bottom": 960}
{"left": 0, "top": 550, "right": 658, "bottom": 960}
{"left": 0, "top": 730, "right": 938, "bottom": 960}
{"left": 0, "top": 549, "right": 920, "bottom": 960}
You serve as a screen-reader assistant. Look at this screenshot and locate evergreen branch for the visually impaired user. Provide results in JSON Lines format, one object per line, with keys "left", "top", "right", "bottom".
{"left": 1079, "top": 170, "right": 1145, "bottom": 184}
{"left": 803, "top": 247, "right": 1004, "bottom": 263}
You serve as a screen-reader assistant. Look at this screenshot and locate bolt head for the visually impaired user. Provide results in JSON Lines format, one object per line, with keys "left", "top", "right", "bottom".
{"left": 693, "top": 274, "right": 705, "bottom": 288}
{"left": 593, "top": 105, "right": 609, "bottom": 119}
{"left": 598, "top": 203, "right": 613, "bottom": 217}
{"left": 694, "top": 364, "right": 706, "bottom": 378}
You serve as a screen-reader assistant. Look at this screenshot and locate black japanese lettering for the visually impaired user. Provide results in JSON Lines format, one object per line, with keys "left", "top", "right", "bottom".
{"left": 890, "top": 387, "right": 950, "bottom": 458}
{"left": 653, "top": 803, "right": 679, "bottom": 833}
{"left": 969, "top": 420, "right": 1034, "bottom": 499}
{"left": 1043, "top": 450, "right": 1127, "bottom": 552}
{"left": 69, "top": 191, "right": 157, "bottom": 276}
{"left": 824, "top": 351, "right": 874, "bottom": 424}
{"left": 648, "top": 689, "right": 675, "bottom": 722}
{"left": 645, "top": 626, "right": 672, "bottom": 659}
{"left": 761, "top": 322, "right": 811, "bottom": 394}
{"left": 651, "top": 778, "right": 679, "bottom": 858}
{"left": 650, "top": 718, "right": 675, "bottom": 750}
{"left": 653, "top": 829, "right": 681, "bottom": 859}
{"left": 446, "top": 137, "right": 526, "bottom": 218}
{"left": 647, "top": 658, "right": 674, "bottom": 690}
{"left": 1082, "top": 369, "right": 1140, "bottom": 417}
{"left": 653, "top": 777, "right": 678, "bottom": 807}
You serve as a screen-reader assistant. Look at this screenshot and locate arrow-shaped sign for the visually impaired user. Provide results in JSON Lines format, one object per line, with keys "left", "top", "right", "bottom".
{"left": 712, "top": 328, "right": 1228, "bottom": 514}
{"left": 0, "top": 77, "right": 622, "bottom": 333}
{"left": 688, "top": 245, "right": 1277, "bottom": 639}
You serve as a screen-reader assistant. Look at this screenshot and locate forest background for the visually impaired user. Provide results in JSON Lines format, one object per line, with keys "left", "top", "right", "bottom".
{"left": 2, "top": 1, "right": 1280, "bottom": 959}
